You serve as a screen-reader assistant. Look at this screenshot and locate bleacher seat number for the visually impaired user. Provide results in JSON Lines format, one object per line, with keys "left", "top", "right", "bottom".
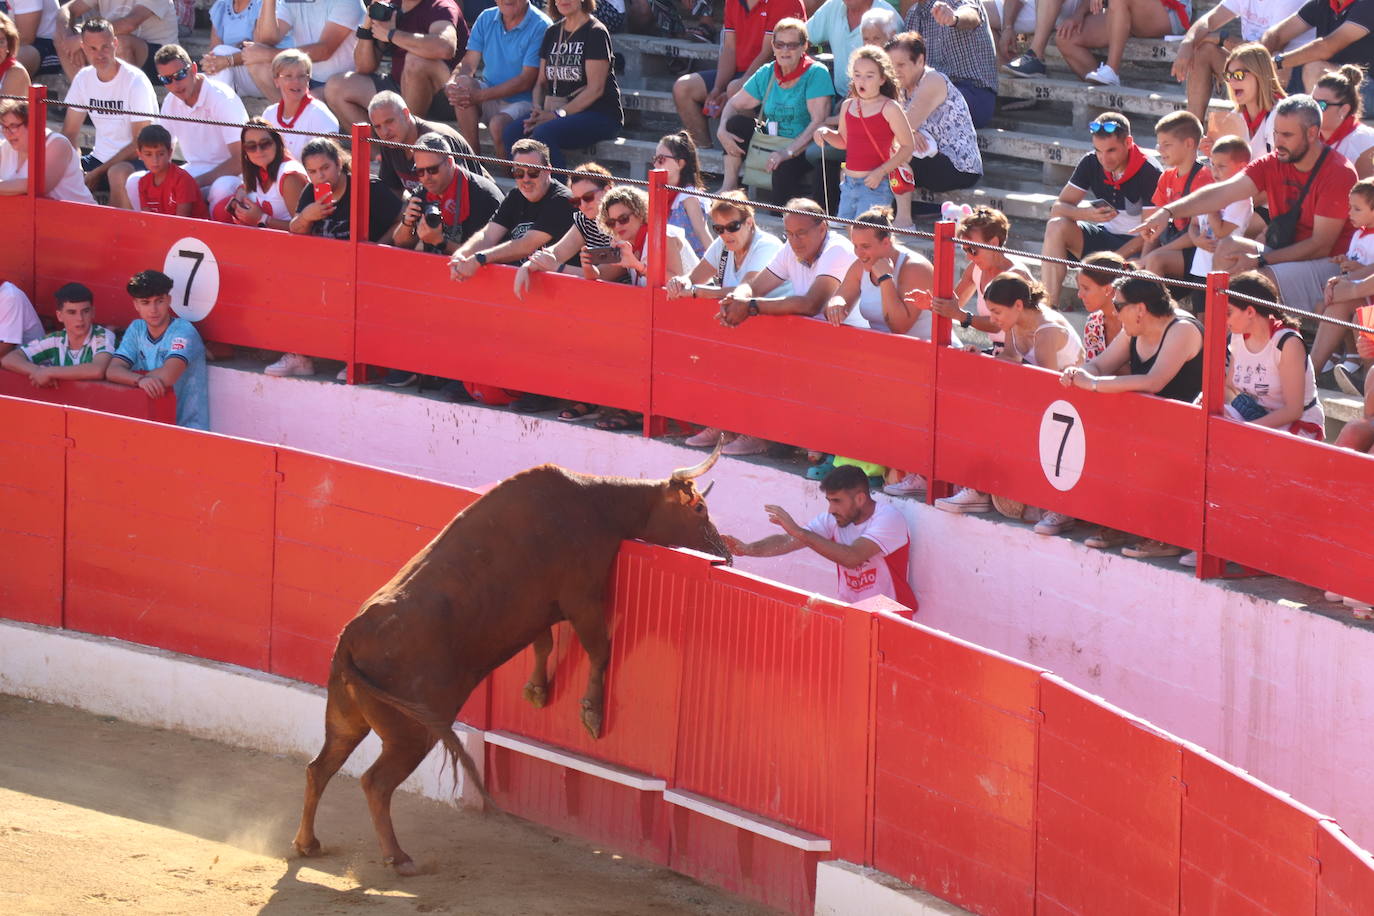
{"left": 1039, "top": 400, "right": 1085, "bottom": 491}
{"left": 162, "top": 237, "right": 220, "bottom": 323}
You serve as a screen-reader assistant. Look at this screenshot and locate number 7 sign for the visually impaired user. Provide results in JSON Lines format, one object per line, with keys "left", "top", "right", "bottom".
{"left": 161, "top": 237, "right": 220, "bottom": 322}
{"left": 1039, "top": 400, "right": 1086, "bottom": 491}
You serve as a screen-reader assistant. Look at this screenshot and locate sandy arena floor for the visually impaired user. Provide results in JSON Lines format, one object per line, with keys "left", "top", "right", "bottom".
{"left": 0, "top": 695, "right": 765, "bottom": 915}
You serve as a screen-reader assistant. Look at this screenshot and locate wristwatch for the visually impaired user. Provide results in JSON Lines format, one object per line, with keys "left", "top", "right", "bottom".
{"left": 875, "top": 273, "right": 893, "bottom": 285}
{"left": 387, "top": 28, "right": 397, "bottom": 42}
{"left": 475, "top": 252, "right": 488, "bottom": 266}
{"left": 1273, "top": 53, "right": 1286, "bottom": 70}
{"left": 1256, "top": 253, "right": 1268, "bottom": 268}
{"left": 747, "top": 298, "right": 759, "bottom": 316}
{"left": 959, "top": 311, "right": 974, "bottom": 329}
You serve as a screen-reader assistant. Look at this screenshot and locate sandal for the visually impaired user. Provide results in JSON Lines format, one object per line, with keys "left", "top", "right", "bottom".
{"left": 557, "top": 402, "right": 601, "bottom": 422}
{"left": 595, "top": 412, "right": 639, "bottom": 431}
{"left": 805, "top": 456, "right": 836, "bottom": 480}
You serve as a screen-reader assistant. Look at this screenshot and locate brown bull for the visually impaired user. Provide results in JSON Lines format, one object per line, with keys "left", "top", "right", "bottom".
{"left": 292, "top": 443, "right": 729, "bottom": 874}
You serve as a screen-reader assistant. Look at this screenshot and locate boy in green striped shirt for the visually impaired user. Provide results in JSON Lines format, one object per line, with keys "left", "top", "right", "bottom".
{"left": 1, "top": 283, "right": 116, "bottom": 388}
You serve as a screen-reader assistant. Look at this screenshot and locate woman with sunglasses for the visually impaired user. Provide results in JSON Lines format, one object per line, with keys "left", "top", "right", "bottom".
{"left": 210, "top": 119, "right": 306, "bottom": 230}
{"left": 1314, "top": 65, "right": 1374, "bottom": 179}
{"left": 930, "top": 205, "right": 1032, "bottom": 355}
{"left": 654, "top": 130, "right": 713, "bottom": 256}
{"left": 0, "top": 14, "right": 32, "bottom": 99}
{"left": 716, "top": 17, "right": 832, "bottom": 201}
{"left": 666, "top": 191, "right": 787, "bottom": 452}
{"left": 1204, "top": 42, "right": 1284, "bottom": 162}
{"left": 0, "top": 98, "right": 95, "bottom": 204}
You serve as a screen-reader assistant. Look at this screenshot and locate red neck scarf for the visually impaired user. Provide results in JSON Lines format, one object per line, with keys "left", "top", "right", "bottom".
{"left": 1241, "top": 106, "right": 1268, "bottom": 139}
{"left": 275, "top": 93, "right": 313, "bottom": 130}
{"left": 1356, "top": 226, "right": 1374, "bottom": 239}
{"left": 632, "top": 221, "right": 649, "bottom": 257}
{"left": 257, "top": 166, "right": 273, "bottom": 190}
{"left": 0, "top": 56, "right": 14, "bottom": 78}
{"left": 1326, "top": 114, "right": 1359, "bottom": 148}
{"left": 1102, "top": 140, "right": 1149, "bottom": 189}
{"left": 1331, "top": 0, "right": 1357, "bottom": 14}
{"left": 774, "top": 54, "right": 813, "bottom": 85}
{"left": 1244, "top": 317, "right": 1287, "bottom": 341}
{"left": 430, "top": 171, "right": 469, "bottom": 227}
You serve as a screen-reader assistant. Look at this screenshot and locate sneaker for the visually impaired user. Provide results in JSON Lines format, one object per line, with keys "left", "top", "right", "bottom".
{"left": 722, "top": 434, "right": 767, "bottom": 456}
{"left": 1003, "top": 50, "right": 1046, "bottom": 79}
{"left": 439, "top": 379, "right": 474, "bottom": 403}
{"left": 1324, "top": 590, "right": 1345, "bottom": 602}
{"left": 335, "top": 367, "right": 348, "bottom": 382}
{"left": 1085, "top": 63, "right": 1120, "bottom": 86}
{"left": 1121, "top": 539, "right": 1183, "bottom": 559}
{"left": 264, "top": 353, "right": 314, "bottom": 377}
{"left": 685, "top": 427, "right": 730, "bottom": 448}
{"left": 511, "top": 393, "right": 556, "bottom": 413}
{"left": 1034, "top": 511, "right": 1075, "bottom": 536}
{"left": 383, "top": 369, "right": 418, "bottom": 388}
{"left": 1084, "top": 526, "right": 1127, "bottom": 549}
{"left": 1178, "top": 551, "right": 1198, "bottom": 567}
{"left": 1335, "top": 363, "right": 1365, "bottom": 397}
{"left": 882, "top": 473, "right": 927, "bottom": 496}
{"left": 935, "top": 487, "right": 991, "bottom": 514}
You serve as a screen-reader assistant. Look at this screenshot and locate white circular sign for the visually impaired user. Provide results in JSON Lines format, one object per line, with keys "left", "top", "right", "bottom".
{"left": 162, "top": 237, "right": 220, "bottom": 322}
{"left": 1039, "top": 400, "right": 1086, "bottom": 491}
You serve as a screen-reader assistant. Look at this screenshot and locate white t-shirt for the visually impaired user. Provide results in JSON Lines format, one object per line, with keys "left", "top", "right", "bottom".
{"left": 247, "top": 157, "right": 308, "bottom": 219}
{"left": 66, "top": 59, "right": 159, "bottom": 162}
{"left": 92, "top": 0, "right": 179, "bottom": 45}
{"left": 629, "top": 224, "right": 699, "bottom": 287}
{"left": 1219, "top": 0, "right": 1312, "bottom": 46}
{"left": 11, "top": 0, "right": 58, "bottom": 39}
{"left": 701, "top": 228, "right": 787, "bottom": 292}
{"left": 278, "top": 0, "right": 365, "bottom": 82}
{"left": 0, "top": 281, "right": 44, "bottom": 346}
{"left": 1334, "top": 124, "right": 1374, "bottom": 173}
{"left": 1346, "top": 227, "right": 1374, "bottom": 266}
{"left": 262, "top": 97, "right": 340, "bottom": 159}
{"left": 763, "top": 232, "right": 857, "bottom": 319}
{"left": 1192, "top": 197, "right": 1253, "bottom": 276}
{"left": 805, "top": 501, "right": 915, "bottom": 608}
{"left": 161, "top": 77, "right": 249, "bottom": 177}
{"left": 1229, "top": 329, "right": 1322, "bottom": 430}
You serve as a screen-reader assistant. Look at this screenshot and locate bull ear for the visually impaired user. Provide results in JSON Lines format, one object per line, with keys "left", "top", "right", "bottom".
{"left": 671, "top": 435, "right": 724, "bottom": 480}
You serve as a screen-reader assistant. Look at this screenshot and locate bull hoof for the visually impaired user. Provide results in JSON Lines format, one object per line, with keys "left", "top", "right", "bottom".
{"left": 523, "top": 682, "right": 548, "bottom": 708}
{"left": 579, "top": 700, "right": 602, "bottom": 739}
{"left": 293, "top": 838, "right": 322, "bottom": 858}
{"left": 387, "top": 856, "right": 420, "bottom": 877}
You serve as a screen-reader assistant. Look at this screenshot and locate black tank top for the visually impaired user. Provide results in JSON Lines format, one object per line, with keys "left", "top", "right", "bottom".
{"left": 1129, "top": 314, "right": 1204, "bottom": 403}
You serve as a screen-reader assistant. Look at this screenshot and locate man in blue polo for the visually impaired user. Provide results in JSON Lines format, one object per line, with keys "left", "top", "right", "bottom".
{"left": 104, "top": 269, "right": 209, "bottom": 430}
{"left": 443, "top": 0, "right": 549, "bottom": 160}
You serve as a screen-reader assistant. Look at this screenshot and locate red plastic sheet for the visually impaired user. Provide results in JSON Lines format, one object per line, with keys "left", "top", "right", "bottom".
{"left": 0, "top": 397, "right": 65, "bottom": 625}
{"left": 872, "top": 615, "right": 1042, "bottom": 914}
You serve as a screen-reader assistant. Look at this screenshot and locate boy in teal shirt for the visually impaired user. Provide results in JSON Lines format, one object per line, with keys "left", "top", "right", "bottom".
{"left": 105, "top": 270, "right": 210, "bottom": 430}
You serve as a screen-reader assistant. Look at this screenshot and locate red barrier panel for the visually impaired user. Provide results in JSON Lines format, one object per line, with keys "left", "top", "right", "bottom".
{"left": 872, "top": 615, "right": 1042, "bottom": 915}
{"left": 0, "top": 373, "right": 176, "bottom": 422}
{"left": 1317, "top": 820, "right": 1374, "bottom": 914}
{"left": 355, "top": 248, "right": 652, "bottom": 414}
{"left": 673, "top": 567, "right": 871, "bottom": 858}
{"left": 1179, "top": 746, "right": 1323, "bottom": 914}
{"left": 651, "top": 303, "right": 937, "bottom": 474}
{"left": 1036, "top": 676, "right": 1183, "bottom": 915}
{"left": 62, "top": 411, "right": 276, "bottom": 668}
{"left": 0, "top": 194, "right": 34, "bottom": 290}
{"left": 487, "top": 541, "right": 706, "bottom": 777}
{"left": 0, "top": 397, "right": 65, "bottom": 625}
{"left": 934, "top": 348, "right": 1205, "bottom": 548}
{"left": 33, "top": 200, "right": 356, "bottom": 361}
{"left": 1204, "top": 418, "right": 1374, "bottom": 605}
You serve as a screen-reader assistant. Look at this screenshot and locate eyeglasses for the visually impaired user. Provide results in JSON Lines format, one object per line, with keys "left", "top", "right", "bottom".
{"left": 783, "top": 221, "right": 822, "bottom": 240}
{"left": 414, "top": 163, "right": 445, "bottom": 177}
{"left": 1314, "top": 99, "right": 1345, "bottom": 112}
{"left": 157, "top": 64, "right": 192, "bottom": 85}
{"left": 510, "top": 166, "right": 544, "bottom": 180}
{"left": 1223, "top": 68, "right": 1252, "bottom": 83}
{"left": 1088, "top": 120, "right": 1122, "bottom": 135}
{"left": 242, "top": 139, "right": 276, "bottom": 153}
{"left": 0, "top": 120, "right": 23, "bottom": 135}
{"left": 773, "top": 39, "right": 803, "bottom": 50}
{"left": 604, "top": 212, "right": 635, "bottom": 228}
{"left": 711, "top": 218, "right": 745, "bottom": 234}
{"left": 961, "top": 243, "right": 980, "bottom": 256}
{"left": 651, "top": 153, "right": 677, "bottom": 165}
{"left": 573, "top": 189, "right": 603, "bottom": 205}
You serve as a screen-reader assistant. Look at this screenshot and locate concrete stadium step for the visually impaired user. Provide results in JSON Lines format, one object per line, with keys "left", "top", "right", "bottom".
{"left": 996, "top": 75, "right": 1227, "bottom": 122}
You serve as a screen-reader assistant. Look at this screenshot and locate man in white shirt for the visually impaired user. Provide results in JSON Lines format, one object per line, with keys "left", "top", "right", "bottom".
{"left": 61, "top": 18, "right": 155, "bottom": 208}
{"left": 0, "top": 280, "right": 44, "bottom": 360}
{"left": 1170, "top": 0, "right": 1310, "bottom": 119}
{"left": 717, "top": 196, "right": 856, "bottom": 326}
{"left": 243, "top": 0, "right": 363, "bottom": 100}
{"left": 54, "top": 0, "right": 179, "bottom": 80}
{"left": 151, "top": 44, "right": 247, "bottom": 188}
{"left": 723, "top": 464, "right": 918, "bottom": 610}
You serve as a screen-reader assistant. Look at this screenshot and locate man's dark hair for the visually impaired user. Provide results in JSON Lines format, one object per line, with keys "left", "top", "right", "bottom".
{"left": 54, "top": 282, "right": 93, "bottom": 308}
{"left": 136, "top": 123, "right": 173, "bottom": 150}
{"left": 127, "top": 270, "right": 174, "bottom": 299}
{"left": 79, "top": 18, "right": 115, "bottom": 36}
{"left": 820, "top": 464, "right": 870, "bottom": 494}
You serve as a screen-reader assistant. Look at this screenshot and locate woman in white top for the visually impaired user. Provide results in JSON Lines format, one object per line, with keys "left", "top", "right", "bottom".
{"left": 0, "top": 98, "right": 95, "bottom": 204}
{"left": 1204, "top": 43, "right": 1282, "bottom": 163}
{"left": 1314, "top": 65, "right": 1374, "bottom": 180}
{"left": 210, "top": 119, "right": 306, "bottom": 229}
{"left": 1225, "top": 271, "right": 1324, "bottom": 439}
{"left": 930, "top": 205, "right": 1031, "bottom": 356}
{"left": 262, "top": 49, "right": 340, "bottom": 161}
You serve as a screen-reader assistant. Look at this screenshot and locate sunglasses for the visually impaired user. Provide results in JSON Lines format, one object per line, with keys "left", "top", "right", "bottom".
{"left": 414, "top": 163, "right": 445, "bottom": 177}
{"left": 961, "top": 243, "right": 980, "bottom": 256}
{"left": 242, "top": 139, "right": 276, "bottom": 153}
{"left": 711, "top": 218, "right": 745, "bottom": 234}
{"left": 773, "top": 39, "right": 804, "bottom": 50}
{"left": 573, "top": 189, "right": 603, "bottom": 204}
{"left": 1223, "top": 68, "right": 1252, "bottom": 82}
{"left": 605, "top": 212, "right": 634, "bottom": 228}
{"left": 1315, "top": 99, "right": 1342, "bottom": 111}
{"left": 511, "top": 166, "right": 544, "bottom": 179}
{"left": 651, "top": 153, "right": 677, "bottom": 165}
{"left": 1087, "top": 120, "right": 1122, "bottom": 135}
{"left": 158, "top": 64, "right": 192, "bottom": 85}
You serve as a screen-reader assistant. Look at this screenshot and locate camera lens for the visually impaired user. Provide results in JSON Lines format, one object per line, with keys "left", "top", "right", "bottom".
{"left": 423, "top": 203, "right": 442, "bottom": 229}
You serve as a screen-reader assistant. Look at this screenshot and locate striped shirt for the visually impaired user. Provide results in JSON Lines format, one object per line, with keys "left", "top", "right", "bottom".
{"left": 574, "top": 210, "right": 614, "bottom": 249}
{"left": 903, "top": 0, "right": 998, "bottom": 93}
{"left": 20, "top": 326, "right": 116, "bottom": 366}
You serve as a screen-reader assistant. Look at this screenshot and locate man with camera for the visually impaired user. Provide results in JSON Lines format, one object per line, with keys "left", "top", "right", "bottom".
{"left": 323, "top": 0, "right": 468, "bottom": 126}
{"left": 392, "top": 131, "right": 502, "bottom": 254}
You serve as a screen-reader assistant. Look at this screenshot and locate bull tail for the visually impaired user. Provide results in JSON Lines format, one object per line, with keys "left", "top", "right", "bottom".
{"left": 338, "top": 651, "right": 498, "bottom": 812}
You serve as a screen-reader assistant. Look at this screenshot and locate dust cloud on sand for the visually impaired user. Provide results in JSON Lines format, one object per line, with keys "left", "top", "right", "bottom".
{"left": 0, "top": 695, "right": 767, "bottom": 915}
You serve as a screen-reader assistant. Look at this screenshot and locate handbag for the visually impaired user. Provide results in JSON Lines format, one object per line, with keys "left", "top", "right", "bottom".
{"left": 1159, "top": 160, "right": 1205, "bottom": 247}
{"left": 855, "top": 99, "right": 915, "bottom": 195}
{"left": 743, "top": 74, "right": 790, "bottom": 190}
{"left": 1264, "top": 147, "right": 1327, "bottom": 251}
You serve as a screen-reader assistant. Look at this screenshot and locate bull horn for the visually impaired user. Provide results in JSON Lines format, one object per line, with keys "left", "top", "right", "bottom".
{"left": 671, "top": 435, "right": 724, "bottom": 480}
{"left": 700, "top": 480, "right": 716, "bottom": 499}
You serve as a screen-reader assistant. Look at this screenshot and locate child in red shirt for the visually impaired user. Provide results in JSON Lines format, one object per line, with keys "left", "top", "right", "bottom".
{"left": 133, "top": 124, "right": 208, "bottom": 219}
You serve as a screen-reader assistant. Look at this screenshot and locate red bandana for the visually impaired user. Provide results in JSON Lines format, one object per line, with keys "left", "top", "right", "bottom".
{"left": 0, "top": 56, "right": 14, "bottom": 78}
{"left": 1242, "top": 106, "right": 1268, "bottom": 139}
{"left": 774, "top": 54, "right": 814, "bottom": 85}
{"left": 275, "top": 93, "right": 314, "bottom": 131}
{"left": 1331, "top": 0, "right": 1357, "bottom": 13}
{"left": 1101, "top": 139, "right": 1149, "bottom": 190}
{"left": 632, "top": 221, "right": 649, "bottom": 256}
{"left": 1326, "top": 115, "right": 1359, "bottom": 149}
{"left": 431, "top": 171, "right": 469, "bottom": 227}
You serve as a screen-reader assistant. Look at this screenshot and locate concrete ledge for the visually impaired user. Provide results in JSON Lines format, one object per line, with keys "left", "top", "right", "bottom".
{"left": 662, "top": 788, "right": 831, "bottom": 852}
{"left": 485, "top": 729, "right": 667, "bottom": 791}
{"left": 815, "top": 861, "right": 971, "bottom": 915}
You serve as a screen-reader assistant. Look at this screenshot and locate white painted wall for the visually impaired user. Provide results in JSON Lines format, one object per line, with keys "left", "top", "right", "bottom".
{"left": 206, "top": 366, "right": 1374, "bottom": 852}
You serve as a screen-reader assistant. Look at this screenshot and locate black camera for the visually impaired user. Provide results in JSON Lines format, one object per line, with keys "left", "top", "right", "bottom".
{"left": 357, "top": 1, "right": 394, "bottom": 38}
{"left": 422, "top": 202, "right": 442, "bottom": 229}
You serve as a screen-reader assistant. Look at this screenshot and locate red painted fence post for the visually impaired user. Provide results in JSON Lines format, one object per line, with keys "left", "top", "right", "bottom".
{"left": 1195, "top": 269, "right": 1230, "bottom": 580}
{"left": 927, "top": 220, "right": 956, "bottom": 503}
{"left": 346, "top": 122, "right": 372, "bottom": 385}
{"left": 644, "top": 168, "right": 669, "bottom": 437}
{"left": 26, "top": 84, "right": 46, "bottom": 284}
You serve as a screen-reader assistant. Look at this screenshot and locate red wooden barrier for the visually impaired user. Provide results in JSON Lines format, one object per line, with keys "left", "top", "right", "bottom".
{"left": 1179, "top": 746, "right": 1323, "bottom": 914}
{"left": 650, "top": 302, "right": 937, "bottom": 475}
{"left": 933, "top": 347, "right": 1206, "bottom": 549}
{"left": 355, "top": 247, "right": 653, "bottom": 414}
{"left": 1036, "top": 676, "right": 1183, "bottom": 915}
{"left": 62, "top": 411, "right": 276, "bottom": 668}
{"left": 0, "top": 194, "right": 34, "bottom": 291}
{"left": 871, "top": 614, "right": 1042, "bottom": 915}
{"left": 0, "top": 373, "right": 176, "bottom": 422}
{"left": 1204, "top": 418, "right": 1374, "bottom": 605}
{"left": 1317, "top": 820, "right": 1374, "bottom": 914}
{"left": 0, "top": 397, "right": 65, "bottom": 626}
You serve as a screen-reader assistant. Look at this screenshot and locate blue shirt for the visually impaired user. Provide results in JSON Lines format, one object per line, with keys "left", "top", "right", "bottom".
{"left": 467, "top": 2, "right": 550, "bottom": 103}
{"left": 113, "top": 317, "right": 210, "bottom": 431}
{"left": 211, "top": 0, "right": 291, "bottom": 50}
